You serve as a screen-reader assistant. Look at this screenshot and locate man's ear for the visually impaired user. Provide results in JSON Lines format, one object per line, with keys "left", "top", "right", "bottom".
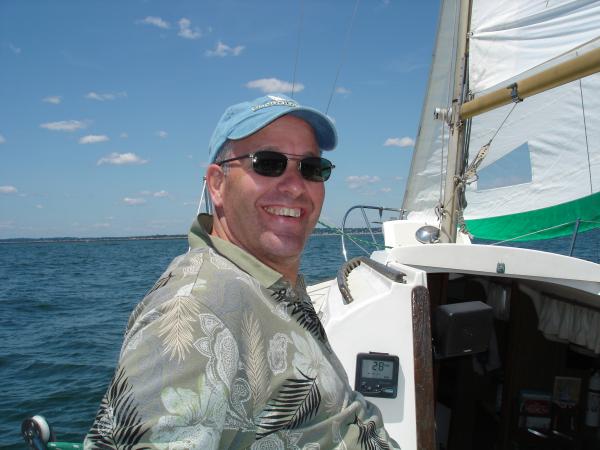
{"left": 206, "top": 164, "right": 225, "bottom": 207}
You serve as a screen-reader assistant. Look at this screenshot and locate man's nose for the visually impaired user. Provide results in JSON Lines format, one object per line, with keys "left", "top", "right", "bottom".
{"left": 277, "top": 161, "right": 306, "bottom": 197}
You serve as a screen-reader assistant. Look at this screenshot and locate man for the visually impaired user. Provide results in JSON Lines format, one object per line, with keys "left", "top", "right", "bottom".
{"left": 85, "top": 94, "right": 398, "bottom": 449}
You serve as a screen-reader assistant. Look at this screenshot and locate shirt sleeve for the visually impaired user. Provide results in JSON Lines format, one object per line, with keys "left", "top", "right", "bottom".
{"left": 84, "top": 282, "right": 242, "bottom": 450}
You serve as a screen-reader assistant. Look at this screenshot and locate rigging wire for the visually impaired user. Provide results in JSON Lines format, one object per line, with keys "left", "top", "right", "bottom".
{"left": 489, "top": 220, "right": 580, "bottom": 245}
{"left": 486, "top": 102, "right": 518, "bottom": 147}
{"left": 291, "top": 0, "right": 304, "bottom": 99}
{"left": 578, "top": 78, "right": 593, "bottom": 194}
{"left": 317, "top": 219, "right": 389, "bottom": 252}
{"left": 325, "top": 0, "right": 361, "bottom": 115}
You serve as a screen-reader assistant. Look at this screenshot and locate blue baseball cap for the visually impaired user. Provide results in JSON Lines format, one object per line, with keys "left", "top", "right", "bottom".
{"left": 208, "top": 94, "right": 337, "bottom": 163}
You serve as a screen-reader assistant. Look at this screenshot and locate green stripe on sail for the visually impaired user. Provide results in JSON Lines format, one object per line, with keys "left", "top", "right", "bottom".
{"left": 465, "top": 192, "right": 600, "bottom": 241}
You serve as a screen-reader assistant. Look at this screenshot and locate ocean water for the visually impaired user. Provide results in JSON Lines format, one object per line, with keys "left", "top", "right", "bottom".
{"left": 1, "top": 230, "right": 598, "bottom": 448}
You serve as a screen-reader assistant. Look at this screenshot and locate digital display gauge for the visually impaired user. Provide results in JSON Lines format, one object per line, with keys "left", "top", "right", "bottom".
{"left": 355, "top": 352, "right": 399, "bottom": 399}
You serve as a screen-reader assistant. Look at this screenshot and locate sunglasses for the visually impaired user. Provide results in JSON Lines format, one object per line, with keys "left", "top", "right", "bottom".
{"left": 216, "top": 150, "right": 335, "bottom": 182}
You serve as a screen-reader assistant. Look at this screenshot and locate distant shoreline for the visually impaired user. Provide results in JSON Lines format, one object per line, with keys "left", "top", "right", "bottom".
{"left": 0, "top": 229, "right": 382, "bottom": 244}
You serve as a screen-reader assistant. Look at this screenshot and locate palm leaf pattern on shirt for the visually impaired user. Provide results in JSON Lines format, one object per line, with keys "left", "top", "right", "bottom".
{"left": 87, "top": 366, "right": 149, "bottom": 450}
{"left": 156, "top": 292, "right": 201, "bottom": 362}
{"left": 147, "top": 271, "right": 174, "bottom": 295}
{"left": 255, "top": 369, "right": 321, "bottom": 440}
{"left": 352, "top": 415, "right": 390, "bottom": 450}
{"left": 271, "top": 288, "right": 329, "bottom": 350}
{"left": 241, "top": 312, "right": 270, "bottom": 416}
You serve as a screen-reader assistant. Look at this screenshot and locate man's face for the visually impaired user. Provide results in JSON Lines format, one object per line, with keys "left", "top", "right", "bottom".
{"left": 210, "top": 115, "right": 325, "bottom": 276}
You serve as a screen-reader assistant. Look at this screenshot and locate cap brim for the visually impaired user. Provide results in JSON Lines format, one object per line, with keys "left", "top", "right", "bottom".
{"left": 228, "top": 106, "right": 337, "bottom": 151}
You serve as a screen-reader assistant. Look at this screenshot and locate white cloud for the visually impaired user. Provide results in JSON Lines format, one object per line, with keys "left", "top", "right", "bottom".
{"left": 156, "top": 130, "right": 168, "bottom": 139}
{"left": 120, "top": 132, "right": 128, "bottom": 139}
{"left": 335, "top": 87, "right": 351, "bottom": 94}
{"left": 9, "top": 43, "right": 21, "bottom": 54}
{"left": 123, "top": 197, "right": 147, "bottom": 206}
{"left": 35, "top": 204, "right": 43, "bottom": 209}
{"left": 0, "top": 185, "right": 18, "bottom": 194}
{"left": 97, "top": 152, "right": 148, "bottom": 166}
{"left": 153, "top": 190, "right": 169, "bottom": 197}
{"left": 245, "top": 78, "right": 303, "bottom": 94}
{"left": 380, "top": 187, "right": 392, "bottom": 193}
{"left": 178, "top": 18, "right": 202, "bottom": 39}
{"left": 0, "top": 134, "right": 5, "bottom": 144}
{"left": 79, "top": 134, "right": 109, "bottom": 144}
{"left": 206, "top": 41, "right": 245, "bottom": 57}
{"left": 85, "top": 91, "right": 127, "bottom": 101}
{"left": 384, "top": 136, "right": 415, "bottom": 148}
{"left": 137, "top": 16, "right": 170, "bottom": 29}
{"left": 346, "top": 175, "right": 381, "bottom": 190}
{"left": 43, "top": 96, "right": 62, "bottom": 104}
{"left": 40, "top": 120, "right": 87, "bottom": 132}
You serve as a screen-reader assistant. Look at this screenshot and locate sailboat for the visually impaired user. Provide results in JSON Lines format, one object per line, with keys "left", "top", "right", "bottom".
{"left": 308, "top": 0, "right": 600, "bottom": 449}
{"left": 20, "top": 1, "right": 600, "bottom": 449}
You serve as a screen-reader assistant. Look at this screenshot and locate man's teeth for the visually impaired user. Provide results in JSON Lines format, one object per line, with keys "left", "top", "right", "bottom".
{"left": 265, "top": 207, "right": 301, "bottom": 218}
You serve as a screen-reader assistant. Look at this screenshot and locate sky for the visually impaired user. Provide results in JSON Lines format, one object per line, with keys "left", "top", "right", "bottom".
{"left": 0, "top": 0, "right": 440, "bottom": 238}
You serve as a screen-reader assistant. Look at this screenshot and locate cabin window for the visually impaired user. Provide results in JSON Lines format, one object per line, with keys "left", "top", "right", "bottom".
{"left": 476, "top": 142, "right": 532, "bottom": 190}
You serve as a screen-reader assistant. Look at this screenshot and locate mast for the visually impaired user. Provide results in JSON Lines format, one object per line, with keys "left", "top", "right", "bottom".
{"left": 439, "top": 0, "right": 471, "bottom": 243}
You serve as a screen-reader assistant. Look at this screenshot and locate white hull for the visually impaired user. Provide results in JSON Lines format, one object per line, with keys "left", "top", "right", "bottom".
{"left": 308, "top": 221, "right": 600, "bottom": 449}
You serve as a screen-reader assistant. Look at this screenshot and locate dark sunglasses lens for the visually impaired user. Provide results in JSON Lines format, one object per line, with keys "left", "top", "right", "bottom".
{"left": 252, "top": 151, "right": 287, "bottom": 177}
{"left": 301, "top": 157, "right": 332, "bottom": 182}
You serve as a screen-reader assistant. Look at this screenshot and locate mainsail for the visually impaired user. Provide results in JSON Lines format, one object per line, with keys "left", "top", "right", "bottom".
{"left": 403, "top": 0, "right": 600, "bottom": 241}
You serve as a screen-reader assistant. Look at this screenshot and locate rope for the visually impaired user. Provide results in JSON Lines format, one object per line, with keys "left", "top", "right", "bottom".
{"left": 456, "top": 101, "right": 519, "bottom": 233}
{"left": 325, "top": 0, "right": 360, "bottom": 114}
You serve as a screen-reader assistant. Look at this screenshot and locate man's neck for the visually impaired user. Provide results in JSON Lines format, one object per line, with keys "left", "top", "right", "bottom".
{"left": 209, "top": 226, "right": 299, "bottom": 287}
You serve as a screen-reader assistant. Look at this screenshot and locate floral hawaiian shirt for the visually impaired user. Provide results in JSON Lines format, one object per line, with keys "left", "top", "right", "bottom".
{"left": 84, "top": 214, "right": 399, "bottom": 449}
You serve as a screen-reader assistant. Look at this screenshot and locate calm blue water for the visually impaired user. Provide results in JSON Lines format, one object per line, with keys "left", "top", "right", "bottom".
{"left": 1, "top": 231, "right": 598, "bottom": 448}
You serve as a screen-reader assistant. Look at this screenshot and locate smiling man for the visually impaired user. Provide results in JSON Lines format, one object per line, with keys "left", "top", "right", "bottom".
{"left": 85, "top": 95, "right": 398, "bottom": 449}
{"left": 208, "top": 113, "right": 325, "bottom": 285}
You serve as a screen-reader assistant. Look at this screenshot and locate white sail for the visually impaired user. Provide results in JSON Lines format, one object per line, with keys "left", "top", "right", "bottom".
{"left": 469, "top": 0, "right": 600, "bottom": 94}
{"left": 403, "top": 0, "right": 600, "bottom": 240}
{"left": 401, "top": 0, "right": 460, "bottom": 223}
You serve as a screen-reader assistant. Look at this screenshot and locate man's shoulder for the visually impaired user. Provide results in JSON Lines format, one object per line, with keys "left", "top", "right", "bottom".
{"left": 156, "top": 246, "right": 245, "bottom": 287}
{"left": 127, "top": 246, "right": 265, "bottom": 327}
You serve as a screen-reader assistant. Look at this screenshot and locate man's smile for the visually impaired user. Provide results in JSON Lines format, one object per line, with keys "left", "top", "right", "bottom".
{"left": 264, "top": 206, "right": 302, "bottom": 218}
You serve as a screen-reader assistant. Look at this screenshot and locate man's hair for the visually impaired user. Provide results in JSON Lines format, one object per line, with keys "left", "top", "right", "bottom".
{"left": 213, "top": 140, "right": 235, "bottom": 175}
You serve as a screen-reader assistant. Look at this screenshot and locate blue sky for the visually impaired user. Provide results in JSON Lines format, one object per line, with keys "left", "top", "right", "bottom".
{"left": 0, "top": 0, "right": 439, "bottom": 238}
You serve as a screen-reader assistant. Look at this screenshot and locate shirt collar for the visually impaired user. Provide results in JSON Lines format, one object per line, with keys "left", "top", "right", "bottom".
{"left": 188, "top": 213, "right": 284, "bottom": 289}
